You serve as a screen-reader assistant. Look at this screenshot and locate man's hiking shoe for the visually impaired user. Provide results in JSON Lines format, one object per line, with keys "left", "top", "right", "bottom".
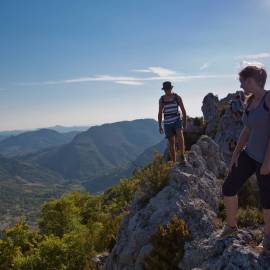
{"left": 256, "top": 234, "right": 270, "bottom": 256}
{"left": 178, "top": 155, "right": 187, "bottom": 165}
{"left": 218, "top": 224, "right": 238, "bottom": 239}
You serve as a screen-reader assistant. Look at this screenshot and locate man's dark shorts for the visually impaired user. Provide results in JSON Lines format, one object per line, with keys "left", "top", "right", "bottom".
{"left": 222, "top": 150, "right": 270, "bottom": 209}
{"left": 164, "top": 118, "right": 183, "bottom": 139}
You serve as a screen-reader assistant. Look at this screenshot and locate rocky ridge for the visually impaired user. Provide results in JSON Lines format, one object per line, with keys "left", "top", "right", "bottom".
{"left": 104, "top": 92, "right": 270, "bottom": 270}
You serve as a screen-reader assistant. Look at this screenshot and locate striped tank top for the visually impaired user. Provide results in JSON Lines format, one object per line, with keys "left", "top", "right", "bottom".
{"left": 161, "top": 93, "right": 181, "bottom": 125}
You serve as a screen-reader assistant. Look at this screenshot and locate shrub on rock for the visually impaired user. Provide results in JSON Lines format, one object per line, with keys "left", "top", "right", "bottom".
{"left": 144, "top": 215, "right": 191, "bottom": 270}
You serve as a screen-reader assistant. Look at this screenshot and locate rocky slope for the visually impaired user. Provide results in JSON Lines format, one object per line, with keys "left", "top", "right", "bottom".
{"left": 105, "top": 135, "right": 270, "bottom": 269}
{"left": 100, "top": 91, "right": 270, "bottom": 269}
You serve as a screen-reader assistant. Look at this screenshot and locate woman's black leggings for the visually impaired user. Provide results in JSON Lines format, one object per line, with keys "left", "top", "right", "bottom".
{"left": 222, "top": 150, "right": 270, "bottom": 209}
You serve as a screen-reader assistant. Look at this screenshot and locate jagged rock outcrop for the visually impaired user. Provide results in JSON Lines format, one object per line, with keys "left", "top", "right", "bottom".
{"left": 201, "top": 93, "right": 219, "bottom": 137}
{"left": 105, "top": 136, "right": 227, "bottom": 269}
{"left": 202, "top": 91, "right": 245, "bottom": 164}
{"left": 214, "top": 105, "right": 243, "bottom": 165}
{"left": 105, "top": 135, "right": 270, "bottom": 270}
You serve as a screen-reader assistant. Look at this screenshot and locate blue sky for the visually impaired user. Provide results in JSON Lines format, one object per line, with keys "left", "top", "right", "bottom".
{"left": 1, "top": 0, "right": 270, "bottom": 131}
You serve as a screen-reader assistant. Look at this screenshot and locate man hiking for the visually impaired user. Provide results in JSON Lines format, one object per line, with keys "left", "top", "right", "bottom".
{"left": 158, "top": 81, "right": 187, "bottom": 164}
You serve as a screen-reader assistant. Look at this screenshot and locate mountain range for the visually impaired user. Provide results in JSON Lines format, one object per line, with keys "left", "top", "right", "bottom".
{"left": 20, "top": 119, "right": 163, "bottom": 180}
{"left": 0, "top": 119, "right": 164, "bottom": 226}
{"left": 0, "top": 128, "right": 80, "bottom": 157}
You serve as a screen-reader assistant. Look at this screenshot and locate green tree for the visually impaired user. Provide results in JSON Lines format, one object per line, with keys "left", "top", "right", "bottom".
{"left": 39, "top": 194, "right": 82, "bottom": 237}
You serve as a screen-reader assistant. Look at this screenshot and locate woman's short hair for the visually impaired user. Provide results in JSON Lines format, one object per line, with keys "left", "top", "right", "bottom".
{"left": 239, "top": 65, "right": 267, "bottom": 88}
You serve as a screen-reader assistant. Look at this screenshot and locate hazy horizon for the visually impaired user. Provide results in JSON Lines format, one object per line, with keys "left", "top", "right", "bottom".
{"left": 0, "top": 117, "right": 159, "bottom": 132}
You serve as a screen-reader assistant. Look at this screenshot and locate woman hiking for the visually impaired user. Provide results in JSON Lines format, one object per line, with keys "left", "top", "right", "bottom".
{"left": 158, "top": 81, "right": 187, "bottom": 164}
{"left": 220, "top": 65, "right": 270, "bottom": 255}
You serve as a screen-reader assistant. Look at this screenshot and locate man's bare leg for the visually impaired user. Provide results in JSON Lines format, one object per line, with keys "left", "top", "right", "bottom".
{"left": 176, "top": 128, "right": 185, "bottom": 157}
{"left": 168, "top": 136, "right": 176, "bottom": 162}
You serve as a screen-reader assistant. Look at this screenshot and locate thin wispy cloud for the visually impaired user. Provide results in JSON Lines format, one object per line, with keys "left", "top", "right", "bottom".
{"left": 236, "top": 53, "right": 268, "bottom": 71}
{"left": 15, "top": 66, "right": 234, "bottom": 87}
{"left": 115, "top": 81, "right": 144, "bottom": 85}
{"left": 237, "top": 52, "right": 270, "bottom": 60}
{"left": 144, "top": 74, "right": 234, "bottom": 82}
{"left": 239, "top": 60, "right": 265, "bottom": 69}
{"left": 199, "top": 62, "right": 210, "bottom": 71}
{"left": 131, "top": 68, "right": 152, "bottom": 73}
{"left": 132, "top": 66, "right": 177, "bottom": 77}
{"left": 16, "top": 75, "right": 142, "bottom": 86}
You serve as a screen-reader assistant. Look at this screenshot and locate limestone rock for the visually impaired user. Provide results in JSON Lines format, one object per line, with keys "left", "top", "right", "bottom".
{"left": 202, "top": 91, "right": 245, "bottom": 164}
{"left": 214, "top": 107, "right": 243, "bottom": 165}
{"left": 201, "top": 93, "right": 219, "bottom": 137}
{"left": 180, "top": 228, "right": 270, "bottom": 270}
{"left": 105, "top": 136, "right": 227, "bottom": 270}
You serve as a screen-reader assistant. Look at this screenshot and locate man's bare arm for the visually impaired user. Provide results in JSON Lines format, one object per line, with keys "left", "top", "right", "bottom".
{"left": 177, "top": 96, "right": 187, "bottom": 128}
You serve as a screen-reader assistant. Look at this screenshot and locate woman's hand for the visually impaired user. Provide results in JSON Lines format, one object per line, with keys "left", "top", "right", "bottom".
{"left": 159, "top": 126, "right": 164, "bottom": 134}
{"left": 229, "top": 151, "right": 240, "bottom": 172}
{"left": 260, "top": 162, "right": 270, "bottom": 175}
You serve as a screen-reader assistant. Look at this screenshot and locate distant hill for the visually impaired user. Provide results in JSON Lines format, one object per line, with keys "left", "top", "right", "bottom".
{"left": 131, "top": 139, "right": 167, "bottom": 168}
{"left": 22, "top": 119, "right": 163, "bottom": 180}
{"left": 0, "top": 155, "right": 67, "bottom": 228}
{"left": 0, "top": 128, "right": 79, "bottom": 157}
{"left": 83, "top": 139, "right": 167, "bottom": 193}
{"left": 0, "top": 155, "right": 65, "bottom": 184}
{"left": 0, "top": 125, "right": 90, "bottom": 136}
{"left": 49, "top": 125, "right": 90, "bottom": 133}
{"left": 0, "top": 119, "right": 163, "bottom": 226}
{"left": 0, "top": 135, "right": 8, "bottom": 142}
{"left": 0, "top": 130, "right": 24, "bottom": 136}
{"left": 82, "top": 127, "right": 204, "bottom": 193}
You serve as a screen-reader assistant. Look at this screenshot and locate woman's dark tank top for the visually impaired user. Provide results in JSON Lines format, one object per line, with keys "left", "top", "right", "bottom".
{"left": 242, "top": 91, "right": 270, "bottom": 163}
